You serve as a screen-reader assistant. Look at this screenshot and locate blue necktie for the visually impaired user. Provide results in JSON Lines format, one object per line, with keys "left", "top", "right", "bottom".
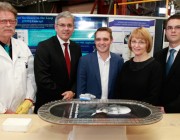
{"left": 166, "top": 49, "right": 176, "bottom": 75}
{"left": 4, "top": 44, "right": 10, "bottom": 56}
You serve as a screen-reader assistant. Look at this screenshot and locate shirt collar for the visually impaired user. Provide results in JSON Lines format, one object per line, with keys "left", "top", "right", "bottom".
{"left": 0, "top": 40, "right": 12, "bottom": 48}
{"left": 56, "top": 35, "right": 70, "bottom": 46}
{"left": 169, "top": 45, "right": 180, "bottom": 52}
{"left": 97, "top": 51, "right": 111, "bottom": 62}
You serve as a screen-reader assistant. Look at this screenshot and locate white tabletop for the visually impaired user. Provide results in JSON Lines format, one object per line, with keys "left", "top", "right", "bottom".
{"left": 0, "top": 114, "right": 180, "bottom": 140}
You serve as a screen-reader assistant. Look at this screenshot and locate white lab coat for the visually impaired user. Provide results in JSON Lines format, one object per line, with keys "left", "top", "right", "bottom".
{"left": 0, "top": 37, "right": 36, "bottom": 113}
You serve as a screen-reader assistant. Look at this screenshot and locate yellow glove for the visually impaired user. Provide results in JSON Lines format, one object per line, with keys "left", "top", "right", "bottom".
{"left": 16, "top": 100, "right": 33, "bottom": 114}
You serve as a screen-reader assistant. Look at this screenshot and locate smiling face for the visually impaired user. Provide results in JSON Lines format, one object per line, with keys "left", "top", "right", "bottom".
{"left": 95, "top": 31, "right": 113, "bottom": 55}
{"left": 165, "top": 19, "right": 180, "bottom": 48}
{"left": 128, "top": 27, "right": 152, "bottom": 57}
{"left": 0, "top": 10, "right": 16, "bottom": 42}
{"left": 55, "top": 17, "right": 74, "bottom": 42}
{"left": 130, "top": 37, "right": 148, "bottom": 56}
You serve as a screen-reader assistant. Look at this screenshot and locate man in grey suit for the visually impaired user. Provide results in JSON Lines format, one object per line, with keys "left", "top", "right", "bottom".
{"left": 77, "top": 27, "right": 124, "bottom": 99}
{"left": 154, "top": 13, "right": 180, "bottom": 113}
{"left": 34, "top": 11, "right": 82, "bottom": 113}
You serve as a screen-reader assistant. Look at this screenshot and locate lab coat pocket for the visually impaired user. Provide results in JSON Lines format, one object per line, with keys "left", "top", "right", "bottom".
{"left": 14, "top": 56, "right": 28, "bottom": 79}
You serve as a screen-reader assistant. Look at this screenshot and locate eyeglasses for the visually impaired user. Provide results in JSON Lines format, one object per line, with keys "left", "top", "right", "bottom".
{"left": 56, "top": 23, "right": 73, "bottom": 28}
{"left": 166, "top": 25, "right": 180, "bottom": 31}
{"left": 131, "top": 40, "right": 146, "bottom": 45}
{"left": 0, "top": 19, "right": 17, "bottom": 25}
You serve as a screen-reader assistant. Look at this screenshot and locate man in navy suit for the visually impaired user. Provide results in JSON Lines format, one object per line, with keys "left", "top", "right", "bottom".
{"left": 154, "top": 14, "right": 180, "bottom": 113}
{"left": 34, "top": 11, "right": 82, "bottom": 113}
{"left": 77, "top": 27, "right": 124, "bottom": 99}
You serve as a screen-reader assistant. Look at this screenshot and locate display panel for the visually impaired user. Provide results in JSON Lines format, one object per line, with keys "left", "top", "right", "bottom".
{"left": 15, "top": 14, "right": 164, "bottom": 60}
{"left": 16, "top": 14, "right": 56, "bottom": 54}
{"left": 109, "top": 18, "right": 155, "bottom": 61}
{"left": 15, "top": 14, "right": 108, "bottom": 55}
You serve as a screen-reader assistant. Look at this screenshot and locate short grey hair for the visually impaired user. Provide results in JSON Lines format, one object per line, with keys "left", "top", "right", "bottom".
{"left": 0, "top": 2, "right": 17, "bottom": 18}
{"left": 55, "top": 11, "right": 74, "bottom": 24}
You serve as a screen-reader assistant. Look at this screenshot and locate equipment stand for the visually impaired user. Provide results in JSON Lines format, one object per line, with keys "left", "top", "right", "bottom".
{"left": 68, "top": 125, "right": 127, "bottom": 140}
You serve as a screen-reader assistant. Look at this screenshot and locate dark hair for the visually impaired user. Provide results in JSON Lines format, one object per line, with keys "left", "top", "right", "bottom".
{"left": 94, "top": 27, "right": 113, "bottom": 40}
{"left": 164, "top": 13, "right": 180, "bottom": 28}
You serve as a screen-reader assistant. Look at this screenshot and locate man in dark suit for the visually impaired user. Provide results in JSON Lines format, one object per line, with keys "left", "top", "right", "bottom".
{"left": 154, "top": 14, "right": 180, "bottom": 113}
{"left": 34, "top": 11, "right": 82, "bottom": 113}
{"left": 77, "top": 27, "right": 124, "bottom": 99}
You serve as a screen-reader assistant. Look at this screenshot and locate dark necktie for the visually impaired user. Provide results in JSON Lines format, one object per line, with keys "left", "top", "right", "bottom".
{"left": 4, "top": 44, "right": 10, "bottom": 56}
{"left": 166, "top": 49, "right": 176, "bottom": 75}
{"left": 64, "top": 43, "right": 71, "bottom": 78}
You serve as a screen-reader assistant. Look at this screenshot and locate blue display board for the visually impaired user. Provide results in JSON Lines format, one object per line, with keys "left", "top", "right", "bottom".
{"left": 16, "top": 14, "right": 108, "bottom": 55}
{"left": 15, "top": 14, "right": 164, "bottom": 58}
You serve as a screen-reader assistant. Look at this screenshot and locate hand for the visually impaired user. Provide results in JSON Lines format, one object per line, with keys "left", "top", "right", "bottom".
{"left": 61, "top": 91, "right": 75, "bottom": 100}
{"left": 157, "top": 106, "right": 165, "bottom": 113}
{"left": 5, "top": 109, "right": 15, "bottom": 114}
{"left": 160, "top": 106, "right": 165, "bottom": 113}
{"left": 16, "top": 100, "right": 33, "bottom": 114}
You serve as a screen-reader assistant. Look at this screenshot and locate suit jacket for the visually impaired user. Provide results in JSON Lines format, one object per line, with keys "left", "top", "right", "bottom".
{"left": 154, "top": 47, "right": 180, "bottom": 113}
{"left": 77, "top": 51, "right": 124, "bottom": 99}
{"left": 34, "top": 36, "right": 82, "bottom": 113}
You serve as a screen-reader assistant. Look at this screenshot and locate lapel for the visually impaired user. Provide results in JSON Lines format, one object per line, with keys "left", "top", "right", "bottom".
{"left": 160, "top": 48, "right": 168, "bottom": 79}
{"left": 167, "top": 50, "right": 180, "bottom": 79}
{"left": 0, "top": 44, "right": 11, "bottom": 60}
{"left": 93, "top": 51, "right": 101, "bottom": 89}
{"left": 11, "top": 38, "right": 21, "bottom": 63}
{"left": 63, "top": 40, "right": 79, "bottom": 78}
{"left": 108, "top": 53, "right": 114, "bottom": 95}
{"left": 53, "top": 36, "right": 64, "bottom": 57}
{"left": 69, "top": 40, "right": 75, "bottom": 76}
{"left": 53, "top": 36, "right": 69, "bottom": 73}
{"left": 161, "top": 48, "right": 168, "bottom": 69}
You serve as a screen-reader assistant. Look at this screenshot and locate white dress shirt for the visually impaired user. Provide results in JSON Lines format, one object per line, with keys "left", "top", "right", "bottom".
{"left": 97, "top": 52, "right": 111, "bottom": 99}
{"left": 57, "top": 35, "right": 71, "bottom": 59}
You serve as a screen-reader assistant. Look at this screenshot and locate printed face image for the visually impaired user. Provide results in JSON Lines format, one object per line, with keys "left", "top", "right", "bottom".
{"left": 49, "top": 102, "right": 150, "bottom": 119}
{"left": 38, "top": 100, "right": 163, "bottom": 125}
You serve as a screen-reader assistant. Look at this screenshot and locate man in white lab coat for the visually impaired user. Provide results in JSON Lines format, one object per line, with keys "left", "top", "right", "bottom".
{"left": 0, "top": 2, "right": 36, "bottom": 114}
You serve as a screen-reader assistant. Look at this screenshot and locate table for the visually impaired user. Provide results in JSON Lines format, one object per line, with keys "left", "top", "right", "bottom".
{"left": 0, "top": 114, "right": 180, "bottom": 140}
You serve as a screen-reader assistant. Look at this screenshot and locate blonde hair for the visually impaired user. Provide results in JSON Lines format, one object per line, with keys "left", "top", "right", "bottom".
{"left": 128, "top": 27, "right": 153, "bottom": 53}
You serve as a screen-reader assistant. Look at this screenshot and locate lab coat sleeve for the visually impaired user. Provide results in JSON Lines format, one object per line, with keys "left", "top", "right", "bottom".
{"left": 0, "top": 103, "right": 7, "bottom": 114}
{"left": 25, "top": 48, "right": 37, "bottom": 102}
